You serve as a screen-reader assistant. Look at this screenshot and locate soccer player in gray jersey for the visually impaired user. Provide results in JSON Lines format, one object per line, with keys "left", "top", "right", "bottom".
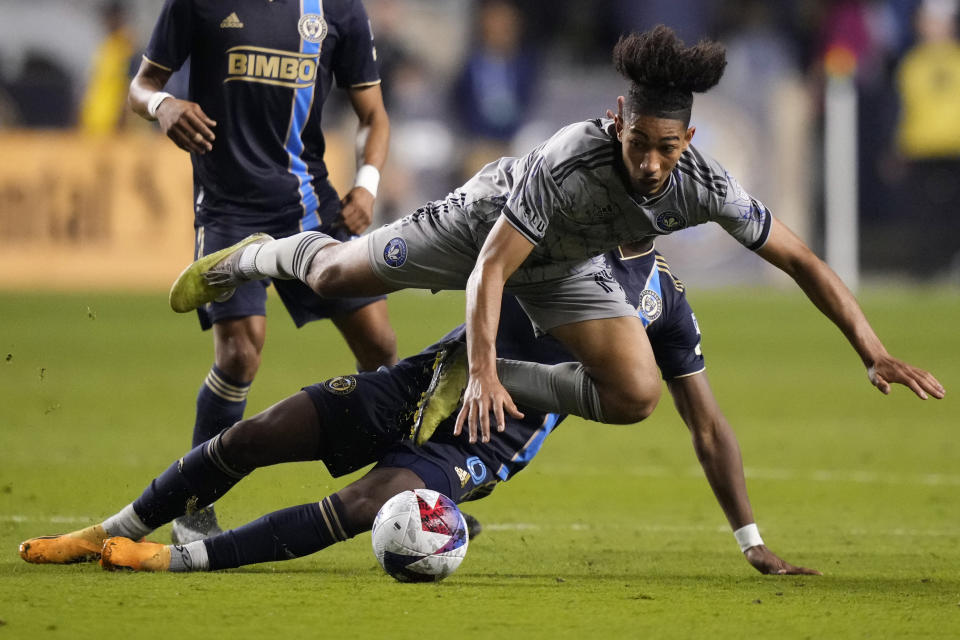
{"left": 170, "top": 26, "right": 944, "bottom": 444}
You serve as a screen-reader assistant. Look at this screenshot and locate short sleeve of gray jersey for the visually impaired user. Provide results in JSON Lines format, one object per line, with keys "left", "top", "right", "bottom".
{"left": 680, "top": 147, "right": 773, "bottom": 251}
{"left": 714, "top": 170, "right": 773, "bottom": 251}
{"left": 499, "top": 130, "right": 577, "bottom": 246}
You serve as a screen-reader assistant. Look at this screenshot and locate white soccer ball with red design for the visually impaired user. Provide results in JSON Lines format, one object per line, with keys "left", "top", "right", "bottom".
{"left": 371, "top": 489, "right": 469, "bottom": 582}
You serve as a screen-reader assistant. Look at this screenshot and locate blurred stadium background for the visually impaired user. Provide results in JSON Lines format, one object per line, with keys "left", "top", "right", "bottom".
{"left": 0, "top": 0, "right": 958, "bottom": 292}
{"left": 1, "top": 4, "right": 957, "bottom": 634}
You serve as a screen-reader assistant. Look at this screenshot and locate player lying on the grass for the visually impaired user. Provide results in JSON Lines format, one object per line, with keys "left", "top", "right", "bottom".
{"left": 20, "top": 245, "right": 818, "bottom": 576}
{"left": 168, "top": 26, "right": 943, "bottom": 447}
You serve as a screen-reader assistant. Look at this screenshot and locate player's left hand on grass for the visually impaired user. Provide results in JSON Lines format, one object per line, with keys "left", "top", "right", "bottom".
{"left": 744, "top": 545, "right": 821, "bottom": 576}
{"left": 867, "top": 354, "right": 945, "bottom": 400}
{"left": 339, "top": 186, "right": 375, "bottom": 235}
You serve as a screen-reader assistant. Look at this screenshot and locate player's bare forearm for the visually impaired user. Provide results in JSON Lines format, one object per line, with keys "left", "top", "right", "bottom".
{"left": 129, "top": 58, "right": 217, "bottom": 154}
{"left": 341, "top": 86, "right": 389, "bottom": 233}
{"left": 465, "top": 262, "right": 503, "bottom": 379}
{"left": 465, "top": 218, "right": 534, "bottom": 378}
{"left": 129, "top": 58, "right": 171, "bottom": 120}
{"left": 758, "top": 219, "right": 880, "bottom": 362}
{"left": 455, "top": 217, "right": 533, "bottom": 442}
{"left": 757, "top": 218, "right": 944, "bottom": 399}
{"left": 692, "top": 421, "right": 754, "bottom": 528}
{"left": 668, "top": 375, "right": 820, "bottom": 576}
{"left": 668, "top": 375, "right": 754, "bottom": 530}
{"left": 349, "top": 85, "right": 389, "bottom": 170}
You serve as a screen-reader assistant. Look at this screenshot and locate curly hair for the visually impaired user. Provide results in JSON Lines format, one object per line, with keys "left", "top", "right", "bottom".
{"left": 612, "top": 25, "right": 726, "bottom": 124}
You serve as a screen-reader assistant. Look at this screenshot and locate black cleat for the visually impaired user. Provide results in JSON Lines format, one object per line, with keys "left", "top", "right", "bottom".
{"left": 462, "top": 512, "right": 483, "bottom": 540}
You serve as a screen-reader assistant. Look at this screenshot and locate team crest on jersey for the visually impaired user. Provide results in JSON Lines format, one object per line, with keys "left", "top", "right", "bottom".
{"left": 324, "top": 376, "right": 357, "bottom": 395}
{"left": 655, "top": 211, "right": 686, "bottom": 232}
{"left": 298, "top": 14, "right": 328, "bottom": 43}
{"left": 383, "top": 237, "right": 407, "bottom": 268}
{"left": 638, "top": 289, "right": 663, "bottom": 323}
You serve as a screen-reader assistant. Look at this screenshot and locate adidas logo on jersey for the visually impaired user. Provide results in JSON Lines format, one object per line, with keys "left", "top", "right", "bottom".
{"left": 454, "top": 467, "right": 470, "bottom": 488}
{"left": 220, "top": 12, "right": 244, "bottom": 28}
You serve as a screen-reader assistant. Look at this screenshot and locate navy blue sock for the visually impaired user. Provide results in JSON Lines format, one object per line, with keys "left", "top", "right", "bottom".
{"left": 193, "top": 365, "right": 251, "bottom": 447}
{"left": 203, "top": 495, "right": 357, "bottom": 570}
{"left": 132, "top": 433, "right": 251, "bottom": 529}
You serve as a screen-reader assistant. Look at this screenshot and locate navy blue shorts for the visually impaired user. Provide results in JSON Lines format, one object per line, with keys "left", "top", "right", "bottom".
{"left": 374, "top": 440, "right": 502, "bottom": 504}
{"left": 302, "top": 342, "right": 539, "bottom": 504}
{"left": 194, "top": 224, "right": 386, "bottom": 330}
{"left": 302, "top": 349, "right": 440, "bottom": 478}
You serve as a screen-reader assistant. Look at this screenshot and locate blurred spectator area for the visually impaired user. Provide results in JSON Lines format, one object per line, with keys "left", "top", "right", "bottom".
{"left": 0, "top": 0, "right": 957, "bottom": 286}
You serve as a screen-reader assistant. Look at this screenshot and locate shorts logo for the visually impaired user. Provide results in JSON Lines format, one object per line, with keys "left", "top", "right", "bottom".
{"left": 383, "top": 237, "right": 407, "bottom": 268}
{"left": 454, "top": 466, "right": 471, "bottom": 488}
{"left": 655, "top": 211, "right": 686, "bottom": 232}
{"left": 465, "top": 456, "right": 487, "bottom": 484}
{"left": 324, "top": 375, "right": 357, "bottom": 395}
{"left": 638, "top": 289, "right": 663, "bottom": 323}
{"left": 298, "top": 14, "right": 328, "bottom": 44}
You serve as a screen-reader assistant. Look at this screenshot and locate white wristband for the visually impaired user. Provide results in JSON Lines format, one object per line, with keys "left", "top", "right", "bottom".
{"left": 354, "top": 164, "right": 380, "bottom": 198}
{"left": 733, "top": 523, "right": 764, "bottom": 552}
{"left": 146, "top": 91, "right": 174, "bottom": 119}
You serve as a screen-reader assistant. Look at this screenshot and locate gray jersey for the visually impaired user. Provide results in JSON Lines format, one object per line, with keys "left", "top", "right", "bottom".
{"left": 367, "top": 117, "right": 773, "bottom": 332}
{"left": 451, "top": 117, "right": 771, "bottom": 282}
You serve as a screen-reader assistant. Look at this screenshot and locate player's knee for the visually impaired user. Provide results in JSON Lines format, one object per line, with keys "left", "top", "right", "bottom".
{"left": 215, "top": 339, "right": 262, "bottom": 380}
{"left": 601, "top": 383, "right": 660, "bottom": 424}
{"left": 306, "top": 256, "right": 347, "bottom": 297}
{"left": 218, "top": 416, "right": 271, "bottom": 469}
{"left": 334, "top": 485, "right": 383, "bottom": 530}
{"left": 355, "top": 331, "right": 398, "bottom": 371}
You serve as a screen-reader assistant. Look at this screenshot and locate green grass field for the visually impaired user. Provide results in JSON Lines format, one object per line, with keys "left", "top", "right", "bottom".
{"left": 0, "top": 286, "right": 957, "bottom": 639}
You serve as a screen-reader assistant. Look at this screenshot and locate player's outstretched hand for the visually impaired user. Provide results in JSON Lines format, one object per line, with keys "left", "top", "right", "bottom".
{"left": 744, "top": 545, "right": 821, "bottom": 575}
{"left": 454, "top": 370, "right": 523, "bottom": 444}
{"left": 156, "top": 98, "right": 217, "bottom": 154}
{"left": 868, "top": 354, "right": 945, "bottom": 400}
{"left": 339, "top": 186, "right": 375, "bottom": 235}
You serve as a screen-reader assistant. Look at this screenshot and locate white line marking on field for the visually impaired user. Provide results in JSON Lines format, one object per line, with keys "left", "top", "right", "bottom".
{"left": 5, "top": 516, "right": 958, "bottom": 539}
{"left": 484, "top": 522, "right": 960, "bottom": 538}
{"left": 1, "top": 515, "right": 97, "bottom": 524}
{"left": 744, "top": 467, "right": 960, "bottom": 486}
{"left": 547, "top": 465, "right": 960, "bottom": 486}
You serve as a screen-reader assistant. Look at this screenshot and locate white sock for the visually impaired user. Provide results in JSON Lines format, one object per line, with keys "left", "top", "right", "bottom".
{"left": 237, "top": 245, "right": 263, "bottom": 280}
{"left": 250, "top": 232, "right": 339, "bottom": 281}
{"left": 102, "top": 503, "right": 153, "bottom": 540}
{"left": 168, "top": 540, "right": 210, "bottom": 572}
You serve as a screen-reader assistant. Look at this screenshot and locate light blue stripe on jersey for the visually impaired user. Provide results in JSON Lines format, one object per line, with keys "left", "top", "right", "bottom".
{"left": 496, "top": 413, "right": 561, "bottom": 481}
{"left": 639, "top": 260, "right": 662, "bottom": 328}
{"left": 289, "top": 0, "right": 322, "bottom": 230}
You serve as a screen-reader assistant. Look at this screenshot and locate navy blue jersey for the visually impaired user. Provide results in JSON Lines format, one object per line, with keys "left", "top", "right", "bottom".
{"left": 144, "top": 0, "right": 379, "bottom": 233}
{"left": 304, "top": 247, "right": 704, "bottom": 488}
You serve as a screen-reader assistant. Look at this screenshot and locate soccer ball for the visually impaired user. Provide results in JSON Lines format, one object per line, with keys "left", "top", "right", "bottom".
{"left": 371, "top": 489, "right": 469, "bottom": 582}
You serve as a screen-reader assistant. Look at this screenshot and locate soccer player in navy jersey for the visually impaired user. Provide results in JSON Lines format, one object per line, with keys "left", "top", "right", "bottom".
{"left": 128, "top": 0, "right": 398, "bottom": 543}
{"left": 169, "top": 26, "right": 943, "bottom": 446}
{"left": 20, "top": 246, "right": 818, "bottom": 576}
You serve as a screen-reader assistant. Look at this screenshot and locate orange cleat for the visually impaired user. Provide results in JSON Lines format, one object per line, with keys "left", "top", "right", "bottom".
{"left": 19, "top": 525, "right": 108, "bottom": 564}
{"left": 100, "top": 537, "right": 171, "bottom": 572}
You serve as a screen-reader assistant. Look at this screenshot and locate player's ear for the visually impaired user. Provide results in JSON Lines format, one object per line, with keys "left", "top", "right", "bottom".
{"left": 682, "top": 125, "right": 695, "bottom": 149}
{"left": 614, "top": 96, "right": 626, "bottom": 141}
